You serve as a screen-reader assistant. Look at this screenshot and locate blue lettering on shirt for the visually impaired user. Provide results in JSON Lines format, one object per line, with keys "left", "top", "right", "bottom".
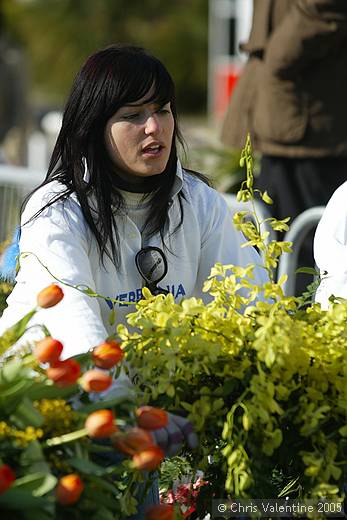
{"left": 105, "top": 298, "right": 113, "bottom": 310}
{"left": 118, "top": 293, "right": 128, "bottom": 307}
{"left": 109, "top": 284, "right": 186, "bottom": 308}
{"left": 176, "top": 283, "right": 186, "bottom": 298}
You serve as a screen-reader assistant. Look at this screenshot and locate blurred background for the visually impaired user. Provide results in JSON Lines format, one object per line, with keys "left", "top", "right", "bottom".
{"left": 0, "top": 0, "right": 251, "bottom": 176}
{"left": 0, "top": 0, "right": 254, "bottom": 283}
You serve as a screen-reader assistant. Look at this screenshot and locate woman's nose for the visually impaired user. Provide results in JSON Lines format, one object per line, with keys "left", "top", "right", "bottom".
{"left": 144, "top": 114, "right": 160, "bottom": 135}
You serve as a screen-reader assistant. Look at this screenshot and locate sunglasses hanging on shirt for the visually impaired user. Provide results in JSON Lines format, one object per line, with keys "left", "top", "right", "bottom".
{"left": 135, "top": 246, "right": 170, "bottom": 296}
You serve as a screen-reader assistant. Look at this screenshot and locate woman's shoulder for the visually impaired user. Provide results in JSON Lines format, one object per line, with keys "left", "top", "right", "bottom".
{"left": 24, "top": 181, "right": 77, "bottom": 212}
{"left": 22, "top": 180, "right": 83, "bottom": 227}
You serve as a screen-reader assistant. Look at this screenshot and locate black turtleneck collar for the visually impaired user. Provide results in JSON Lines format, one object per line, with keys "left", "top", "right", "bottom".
{"left": 111, "top": 171, "right": 165, "bottom": 193}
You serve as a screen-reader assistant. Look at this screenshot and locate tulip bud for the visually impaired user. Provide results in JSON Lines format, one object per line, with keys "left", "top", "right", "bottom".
{"left": 56, "top": 473, "right": 84, "bottom": 505}
{"left": 47, "top": 359, "right": 81, "bottom": 387}
{"left": 92, "top": 340, "right": 124, "bottom": 369}
{"left": 136, "top": 406, "right": 168, "bottom": 430}
{"left": 85, "top": 409, "right": 117, "bottom": 438}
{"left": 0, "top": 464, "right": 15, "bottom": 495}
{"left": 37, "top": 284, "right": 64, "bottom": 308}
{"left": 34, "top": 337, "right": 63, "bottom": 364}
{"left": 80, "top": 369, "right": 112, "bottom": 392}
{"left": 132, "top": 445, "right": 164, "bottom": 471}
{"left": 112, "top": 427, "right": 154, "bottom": 456}
{"left": 145, "top": 504, "right": 176, "bottom": 520}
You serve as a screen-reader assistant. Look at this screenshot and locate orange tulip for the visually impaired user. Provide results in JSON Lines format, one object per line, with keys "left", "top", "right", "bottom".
{"left": 85, "top": 409, "right": 117, "bottom": 438}
{"left": 112, "top": 427, "right": 154, "bottom": 456}
{"left": 80, "top": 369, "right": 112, "bottom": 392}
{"left": 37, "top": 284, "right": 64, "bottom": 308}
{"left": 136, "top": 406, "right": 168, "bottom": 430}
{"left": 132, "top": 445, "right": 164, "bottom": 471}
{"left": 92, "top": 340, "right": 124, "bottom": 369}
{"left": 46, "top": 359, "right": 81, "bottom": 387}
{"left": 145, "top": 504, "right": 176, "bottom": 520}
{"left": 0, "top": 464, "right": 15, "bottom": 494}
{"left": 56, "top": 473, "right": 84, "bottom": 505}
{"left": 34, "top": 337, "right": 63, "bottom": 364}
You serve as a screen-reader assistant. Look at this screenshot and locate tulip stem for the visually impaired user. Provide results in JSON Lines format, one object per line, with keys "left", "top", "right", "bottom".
{"left": 45, "top": 427, "right": 88, "bottom": 447}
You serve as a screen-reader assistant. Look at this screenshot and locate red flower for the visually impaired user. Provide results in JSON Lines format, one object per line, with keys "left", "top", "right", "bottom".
{"left": 85, "top": 409, "right": 117, "bottom": 438}
{"left": 37, "top": 284, "right": 64, "bottom": 308}
{"left": 34, "top": 337, "right": 63, "bottom": 364}
{"left": 56, "top": 474, "right": 84, "bottom": 505}
{"left": 136, "top": 406, "right": 168, "bottom": 430}
{"left": 112, "top": 427, "right": 154, "bottom": 456}
{"left": 0, "top": 464, "right": 15, "bottom": 494}
{"left": 92, "top": 340, "right": 124, "bottom": 369}
{"left": 46, "top": 359, "right": 81, "bottom": 387}
{"left": 132, "top": 445, "right": 165, "bottom": 471}
{"left": 80, "top": 369, "right": 112, "bottom": 392}
{"left": 145, "top": 504, "right": 176, "bottom": 520}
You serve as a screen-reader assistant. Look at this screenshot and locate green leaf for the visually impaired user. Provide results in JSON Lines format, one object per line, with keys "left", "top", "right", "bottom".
{"left": 15, "top": 397, "right": 44, "bottom": 427}
{"left": 0, "top": 308, "right": 37, "bottom": 353}
{"left": 20, "top": 441, "right": 45, "bottom": 466}
{"left": 79, "top": 395, "right": 132, "bottom": 414}
{"left": 90, "top": 507, "right": 116, "bottom": 520}
{"left": 12, "top": 472, "right": 57, "bottom": 497}
{"left": 295, "top": 267, "right": 319, "bottom": 276}
{"left": 0, "top": 359, "right": 23, "bottom": 382}
{"left": 69, "top": 457, "right": 110, "bottom": 476}
{"left": 0, "top": 488, "right": 51, "bottom": 509}
{"left": 23, "top": 509, "right": 53, "bottom": 520}
{"left": 26, "top": 382, "right": 78, "bottom": 400}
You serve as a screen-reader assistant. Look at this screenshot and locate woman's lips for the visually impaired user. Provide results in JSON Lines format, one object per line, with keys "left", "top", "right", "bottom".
{"left": 142, "top": 144, "right": 164, "bottom": 157}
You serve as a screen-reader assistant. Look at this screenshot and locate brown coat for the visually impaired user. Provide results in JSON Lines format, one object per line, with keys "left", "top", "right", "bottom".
{"left": 221, "top": 0, "right": 347, "bottom": 157}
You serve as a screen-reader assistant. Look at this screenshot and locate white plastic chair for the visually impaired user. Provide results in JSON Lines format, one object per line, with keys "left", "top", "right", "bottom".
{"left": 277, "top": 206, "right": 325, "bottom": 296}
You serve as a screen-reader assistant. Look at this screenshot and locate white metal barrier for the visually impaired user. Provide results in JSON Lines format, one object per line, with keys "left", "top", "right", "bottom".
{"left": 0, "top": 164, "right": 45, "bottom": 244}
{"left": 277, "top": 207, "right": 325, "bottom": 296}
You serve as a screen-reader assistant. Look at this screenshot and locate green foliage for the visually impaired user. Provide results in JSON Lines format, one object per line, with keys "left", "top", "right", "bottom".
{"left": 0, "top": 303, "right": 154, "bottom": 519}
{"left": 115, "top": 137, "right": 347, "bottom": 509}
{"left": 2, "top": 0, "right": 208, "bottom": 112}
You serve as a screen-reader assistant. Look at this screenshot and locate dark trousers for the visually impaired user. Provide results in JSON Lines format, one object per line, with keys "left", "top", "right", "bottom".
{"left": 255, "top": 156, "right": 347, "bottom": 295}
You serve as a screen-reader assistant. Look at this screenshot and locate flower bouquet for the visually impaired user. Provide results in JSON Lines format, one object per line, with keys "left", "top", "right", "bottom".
{"left": 0, "top": 285, "right": 182, "bottom": 519}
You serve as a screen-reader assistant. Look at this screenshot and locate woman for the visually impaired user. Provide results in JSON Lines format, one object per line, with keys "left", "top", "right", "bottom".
{"left": 0, "top": 44, "right": 266, "bottom": 517}
{"left": 314, "top": 180, "right": 347, "bottom": 308}
{"left": 0, "top": 43, "right": 266, "bottom": 352}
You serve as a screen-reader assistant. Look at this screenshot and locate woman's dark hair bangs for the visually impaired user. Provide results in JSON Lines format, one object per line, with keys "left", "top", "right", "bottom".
{"left": 104, "top": 50, "right": 175, "bottom": 120}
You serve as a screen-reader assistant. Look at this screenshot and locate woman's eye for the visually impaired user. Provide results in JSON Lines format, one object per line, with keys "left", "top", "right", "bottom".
{"left": 157, "top": 108, "right": 170, "bottom": 115}
{"left": 122, "top": 113, "right": 139, "bottom": 120}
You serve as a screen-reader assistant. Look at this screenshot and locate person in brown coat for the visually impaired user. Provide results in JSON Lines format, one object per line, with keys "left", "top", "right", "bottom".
{"left": 221, "top": 0, "right": 347, "bottom": 294}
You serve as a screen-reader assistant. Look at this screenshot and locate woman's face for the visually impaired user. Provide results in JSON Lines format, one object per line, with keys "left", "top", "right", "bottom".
{"left": 104, "top": 93, "right": 175, "bottom": 183}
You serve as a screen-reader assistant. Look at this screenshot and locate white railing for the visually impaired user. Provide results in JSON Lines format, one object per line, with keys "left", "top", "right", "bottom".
{"left": 0, "top": 164, "right": 45, "bottom": 244}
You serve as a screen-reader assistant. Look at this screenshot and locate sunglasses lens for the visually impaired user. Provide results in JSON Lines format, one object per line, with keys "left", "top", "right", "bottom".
{"left": 136, "top": 249, "right": 166, "bottom": 283}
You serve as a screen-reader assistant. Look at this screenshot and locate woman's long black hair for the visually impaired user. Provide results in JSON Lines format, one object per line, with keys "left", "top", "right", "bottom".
{"left": 23, "top": 44, "right": 209, "bottom": 268}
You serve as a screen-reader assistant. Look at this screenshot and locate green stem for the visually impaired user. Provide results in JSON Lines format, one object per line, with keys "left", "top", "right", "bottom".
{"left": 45, "top": 427, "right": 88, "bottom": 446}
